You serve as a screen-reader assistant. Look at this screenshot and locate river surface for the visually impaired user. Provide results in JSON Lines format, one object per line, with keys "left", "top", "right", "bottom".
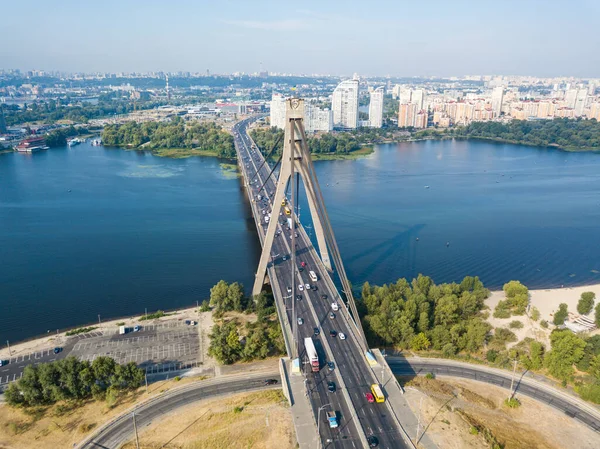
{"left": 1, "top": 139, "right": 599, "bottom": 343}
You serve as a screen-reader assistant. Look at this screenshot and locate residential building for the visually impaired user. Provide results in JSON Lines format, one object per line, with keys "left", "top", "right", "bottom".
{"left": 332, "top": 79, "right": 359, "bottom": 129}
{"left": 398, "top": 103, "right": 418, "bottom": 128}
{"left": 305, "top": 104, "right": 333, "bottom": 132}
{"left": 415, "top": 110, "right": 428, "bottom": 128}
{"left": 491, "top": 86, "right": 504, "bottom": 117}
{"left": 368, "top": 87, "right": 384, "bottom": 128}
{"left": 411, "top": 89, "right": 425, "bottom": 109}
{"left": 269, "top": 93, "right": 287, "bottom": 129}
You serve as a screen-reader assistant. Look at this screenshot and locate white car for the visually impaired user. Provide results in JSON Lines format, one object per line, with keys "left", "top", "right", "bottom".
{"left": 331, "top": 302, "right": 339, "bottom": 311}
{"left": 297, "top": 317, "right": 304, "bottom": 325}
{"left": 305, "top": 283, "right": 311, "bottom": 290}
{"left": 287, "top": 286, "right": 292, "bottom": 293}
{"left": 298, "top": 284, "right": 304, "bottom": 291}
{"left": 339, "top": 333, "right": 346, "bottom": 340}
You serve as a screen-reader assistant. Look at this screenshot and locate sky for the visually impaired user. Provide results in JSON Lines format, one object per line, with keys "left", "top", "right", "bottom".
{"left": 2, "top": 0, "right": 599, "bottom": 78}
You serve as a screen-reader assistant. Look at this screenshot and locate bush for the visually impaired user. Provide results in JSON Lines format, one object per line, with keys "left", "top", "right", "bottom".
{"left": 530, "top": 307, "right": 540, "bottom": 321}
{"left": 174, "top": 376, "right": 181, "bottom": 381}
{"left": 233, "top": 406, "right": 244, "bottom": 414}
{"left": 469, "top": 426, "right": 479, "bottom": 435}
{"left": 575, "top": 382, "right": 600, "bottom": 404}
{"left": 493, "top": 300, "right": 512, "bottom": 319}
{"left": 486, "top": 349, "right": 499, "bottom": 363}
{"left": 494, "top": 328, "right": 518, "bottom": 343}
{"left": 79, "top": 422, "right": 97, "bottom": 433}
{"left": 596, "top": 303, "right": 600, "bottom": 327}
{"left": 508, "top": 320, "right": 524, "bottom": 329}
{"left": 425, "top": 372, "right": 436, "bottom": 379}
{"left": 66, "top": 326, "right": 97, "bottom": 336}
{"left": 116, "top": 322, "right": 125, "bottom": 326}
{"left": 553, "top": 303, "right": 569, "bottom": 325}
{"left": 199, "top": 300, "right": 211, "bottom": 312}
{"left": 578, "top": 292, "right": 596, "bottom": 315}
{"left": 504, "top": 397, "right": 521, "bottom": 408}
{"left": 540, "top": 320, "right": 549, "bottom": 329}
{"left": 139, "top": 310, "right": 172, "bottom": 321}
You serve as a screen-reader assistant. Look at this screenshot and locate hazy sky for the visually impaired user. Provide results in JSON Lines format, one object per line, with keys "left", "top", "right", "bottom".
{"left": 2, "top": 0, "right": 599, "bottom": 77}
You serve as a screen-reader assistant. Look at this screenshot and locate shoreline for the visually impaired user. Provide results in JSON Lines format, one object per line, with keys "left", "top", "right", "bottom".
{"left": 3, "top": 282, "right": 599, "bottom": 360}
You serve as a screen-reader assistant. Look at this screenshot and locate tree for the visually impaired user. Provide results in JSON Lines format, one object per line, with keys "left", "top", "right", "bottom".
{"left": 210, "top": 280, "right": 230, "bottom": 313}
{"left": 596, "top": 303, "right": 600, "bottom": 328}
{"left": 529, "top": 341, "right": 545, "bottom": 370}
{"left": 411, "top": 333, "right": 431, "bottom": 351}
{"left": 577, "top": 292, "right": 596, "bottom": 315}
{"left": 544, "top": 330, "right": 586, "bottom": 381}
{"left": 553, "top": 303, "right": 569, "bottom": 325}
{"left": 227, "top": 282, "right": 245, "bottom": 312}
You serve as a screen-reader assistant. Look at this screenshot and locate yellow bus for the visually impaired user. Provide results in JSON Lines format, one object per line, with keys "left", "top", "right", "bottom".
{"left": 281, "top": 198, "right": 287, "bottom": 207}
{"left": 370, "top": 384, "right": 385, "bottom": 403}
{"left": 284, "top": 206, "right": 291, "bottom": 216}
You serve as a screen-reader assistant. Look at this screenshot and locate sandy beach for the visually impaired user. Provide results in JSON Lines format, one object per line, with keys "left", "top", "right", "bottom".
{"left": 486, "top": 283, "right": 600, "bottom": 346}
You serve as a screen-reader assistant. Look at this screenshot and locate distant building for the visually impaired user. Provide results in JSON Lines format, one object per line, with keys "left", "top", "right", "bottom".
{"left": 368, "top": 87, "right": 384, "bottom": 128}
{"left": 414, "top": 110, "right": 428, "bottom": 129}
{"left": 574, "top": 89, "right": 587, "bottom": 117}
{"left": 332, "top": 79, "right": 359, "bottom": 129}
{"left": 269, "top": 93, "right": 287, "bottom": 129}
{"left": 491, "top": 86, "right": 504, "bottom": 117}
{"left": 305, "top": 104, "right": 333, "bottom": 132}
{"left": 399, "top": 88, "right": 412, "bottom": 105}
{"left": 0, "top": 106, "right": 7, "bottom": 134}
{"left": 411, "top": 89, "right": 425, "bottom": 110}
{"left": 398, "top": 103, "right": 417, "bottom": 128}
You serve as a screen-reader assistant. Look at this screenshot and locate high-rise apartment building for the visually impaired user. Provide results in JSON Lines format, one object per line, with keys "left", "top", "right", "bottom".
{"left": 574, "top": 89, "right": 587, "bottom": 116}
{"left": 415, "top": 111, "right": 428, "bottom": 128}
{"left": 368, "top": 87, "right": 384, "bottom": 128}
{"left": 411, "top": 89, "right": 425, "bottom": 109}
{"left": 491, "top": 87, "right": 504, "bottom": 117}
{"left": 269, "top": 93, "right": 286, "bottom": 129}
{"left": 332, "top": 79, "right": 359, "bottom": 129}
{"left": 398, "top": 103, "right": 418, "bottom": 128}
{"left": 399, "top": 88, "right": 412, "bottom": 105}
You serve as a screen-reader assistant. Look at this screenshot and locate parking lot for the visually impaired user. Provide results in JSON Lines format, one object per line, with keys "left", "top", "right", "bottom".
{"left": 1, "top": 321, "right": 202, "bottom": 387}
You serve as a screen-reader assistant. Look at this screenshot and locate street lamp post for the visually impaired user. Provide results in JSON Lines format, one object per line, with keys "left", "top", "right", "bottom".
{"left": 509, "top": 358, "right": 518, "bottom": 400}
{"left": 316, "top": 403, "right": 332, "bottom": 449}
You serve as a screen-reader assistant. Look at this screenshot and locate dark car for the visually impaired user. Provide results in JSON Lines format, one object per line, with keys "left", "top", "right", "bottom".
{"left": 321, "top": 294, "right": 328, "bottom": 300}
{"left": 367, "top": 435, "right": 379, "bottom": 447}
{"left": 329, "top": 312, "right": 335, "bottom": 320}
{"left": 264, "top": 379, "right": 278, "bottom": 385}
{"left": 296, "top": 294, "right": 303, "bottom": 301}
{"left": 53, "top": 347, "right": 62, "bottom": 354}
{"left": 327, "top": 381, "right": 336, "bottom": 393}
{"left": 329, "top": 330, "right": 337, "bottom": 338}
{"left": 327, "top": 361, "right": 335, "bottom": 371}
{"left": 314, "top": 327, "right": 320, "bottom": 336}
{"left": 298, "top": 267, "right": 304, "bottom": 272}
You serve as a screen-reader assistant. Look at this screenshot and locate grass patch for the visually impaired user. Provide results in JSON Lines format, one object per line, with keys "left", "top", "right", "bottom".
{"left": 508, "top": 320, "right": 524, "bottom": 329}
{"left": 151, "top": 147, "right": 227, "bottom": 159}
{"left": 78, "top": 422, "right": 97, "bottom": 433}
{"left": 116, "top": 322, "right": 125, "bottom": 326}
{"left": 65, "top": 326, "right": 97, "bottom": 336}
{"left": 311, "top": 146, "right": 374, "bottom": 160}
{"left": 504, "top": 397, "right": 521, "bottom": 408}
{"left": 139, "top": 310, "right": 174, "bottom": 321}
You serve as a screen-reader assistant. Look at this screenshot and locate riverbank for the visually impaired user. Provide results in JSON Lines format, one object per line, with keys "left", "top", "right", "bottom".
{"left": 311, "top": 145, "right": 374, "bottom": 160}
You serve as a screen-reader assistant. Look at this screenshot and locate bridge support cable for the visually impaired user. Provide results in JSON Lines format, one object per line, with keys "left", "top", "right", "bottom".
{"left": 251, "top": 98, "right": 369, "bottom": 352}
{"left": 294, "top": 121, "right": 369, "bottom": 351}
{"left": 248, "top": 132, "right": 283, "bottom": 187}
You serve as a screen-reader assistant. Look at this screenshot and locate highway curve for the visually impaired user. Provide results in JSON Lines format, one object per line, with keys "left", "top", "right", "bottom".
{"left": 388, "top": 356, "right": 600, "bottom": 433}
{"left": 79, "top": 371, "right": 280, "bottom": 449}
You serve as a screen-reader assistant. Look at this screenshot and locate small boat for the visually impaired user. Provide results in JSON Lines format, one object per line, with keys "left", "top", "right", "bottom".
{"left": 446, "top": 242, "right": 450, "bottom": 247}
{"left": 424, "top": 185, "right": 430, "bottom": 189}
{"left": 68, "top": 138, "right": 81, "bottom": 147}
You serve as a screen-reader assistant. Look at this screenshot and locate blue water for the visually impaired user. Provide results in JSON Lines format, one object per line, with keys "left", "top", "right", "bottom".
{"left": 1, "top": 139, "right": 599, "bottom": 343}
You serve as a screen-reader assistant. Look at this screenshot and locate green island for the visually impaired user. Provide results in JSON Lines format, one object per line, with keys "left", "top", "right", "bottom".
{"left": 415, "top": 118, "right": 600, "bottom": 151}
{"left": 249, "top": 126, "right": 410, "bottom": 160}
{"left": 100, "top": 118, "right": 236, "bottom": 159}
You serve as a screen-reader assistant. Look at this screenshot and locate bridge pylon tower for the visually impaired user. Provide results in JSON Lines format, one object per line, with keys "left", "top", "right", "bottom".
{"left": 251, "top": 98, "right": 368, "bottom": 351}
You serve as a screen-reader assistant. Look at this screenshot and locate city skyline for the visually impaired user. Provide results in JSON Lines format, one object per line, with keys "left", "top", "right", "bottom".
{"left": 2, "top": 0, "right": 600, "bottom": 77}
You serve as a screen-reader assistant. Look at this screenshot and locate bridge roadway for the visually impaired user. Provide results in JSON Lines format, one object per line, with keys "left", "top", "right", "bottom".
{"left": 233, "top": 116, "right": 408, "bottom": 449}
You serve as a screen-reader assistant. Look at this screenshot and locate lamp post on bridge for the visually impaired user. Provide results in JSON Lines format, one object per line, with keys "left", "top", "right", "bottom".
{"left": 316, "top": 403, "right": 331, "bottom": 449}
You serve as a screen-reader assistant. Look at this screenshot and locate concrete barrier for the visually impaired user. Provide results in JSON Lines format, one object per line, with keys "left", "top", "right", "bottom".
{"left": 279, "top": 357, "right": 294, "bottom": 406}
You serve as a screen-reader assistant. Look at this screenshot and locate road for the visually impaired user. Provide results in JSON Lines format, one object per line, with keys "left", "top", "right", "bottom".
{"left": 79, "top": 371, "right": 281, "bottom": 449}
{"left": 234, "top": 116, "right": 408, "bottom": 449}
{"left": 388, "top": 356, "right": 600, "bottom": 433}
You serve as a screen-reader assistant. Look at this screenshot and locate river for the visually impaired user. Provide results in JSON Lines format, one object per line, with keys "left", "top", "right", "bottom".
{"left": 1, "top": 139, "right": 599, "bottom": 343}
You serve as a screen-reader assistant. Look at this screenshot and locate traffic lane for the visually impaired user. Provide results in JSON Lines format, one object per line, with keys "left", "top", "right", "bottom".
{"left": 0, "top": 342, "right": 75, "bottom": 385}
{"left": 84, "top": 375, "right": 281, "bottom": 449}
{"left": 389, "top": 359, "right": 600, "bottom": 433}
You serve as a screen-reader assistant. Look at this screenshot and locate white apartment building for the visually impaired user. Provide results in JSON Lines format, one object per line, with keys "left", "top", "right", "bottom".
{"left": 305, "top": 103, "right": 333, "bottom": 132}
{"left": 411, "top": 89, "right": 425, "bottom": 110}
{"left": 491, "top": 86, "right": 504, "bottom": 117}
{"left": 269, "top": 93, "right": 287, "bottom": 129}
{"left": 368, "top": 87, "right": 384, "bottom": 128}
{"left": 332, "top": 79, "right": 359, "bottom": 129}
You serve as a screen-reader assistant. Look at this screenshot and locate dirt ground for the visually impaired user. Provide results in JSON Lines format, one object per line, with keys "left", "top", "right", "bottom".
{"left": 402, "top": 377, "right": 600, "bottom": 449}
{"left": 120, "top": 390, "right": 295, "bottom": 449}
{"left": 0, "top": 376, "right": 206, "bottom": 449}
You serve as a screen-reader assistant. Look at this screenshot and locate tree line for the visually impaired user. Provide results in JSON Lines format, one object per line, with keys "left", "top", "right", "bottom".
{"left": 421, "top": 118, "right": 600, "bottom": 150}
{"left": 101, "top": 118, "right": 235, "bottom": 158}
{"left": 206, "top": 280, "right": 285, "bottom": 364}
{"left": 4, "top": 356, "right": 144, "bottom": 408}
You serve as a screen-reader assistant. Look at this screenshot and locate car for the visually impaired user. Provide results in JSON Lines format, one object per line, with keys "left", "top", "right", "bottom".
{"left": 305, "top": 283, "right": 310, "bottom": 290}
{"left": 283, "top": 256, "right": 287, "bottom": 261}
{"left": 295, "top": 232, "right": 299, "bottom": 238}
{"left": 367, "top": 435, "right": 379, "bottom": 447}
{"left": 300, "top": 261, "right": 306, "bottom": 267}
{"left": 327, "top": 361, "right": 335, "bottom": 371}
{"left": 329, "top": 330, "right": 337, "bottom": 338}
{"left": 264, "top": 379, "right": 278, "bottom": 385}
{"left": 329, "top": 312, "right": 335, "bottom": 320}
{"left": 331, "top": 302, "right": 339, "bottom": 311}
{"left": 311, "top": 285, "right": 318, "bottom": 291}
{"left": 321, "top": 294, "right": 328, "bottom": 300}
{"left": 327, "top": 381, "right": 336, "bottom": 393}
{"left": 339, "top": 333, "right": 346, "bottom": 340}
{"left": 314, "top": 327, "right": 320, "bottom": 336}
{"left": 133, "top": 325, "right": 141, "bottom": 332}
{"left": 365, "top": 392, "right": 375, "bottom": 403}
{"left": 0, "top": 360, "right": 7, "bottom": 367}
{"left": 298, "top": 284, "right": 304, "bottom": 291}
{"left": 53, "top": 347, "right": 62, "bottom": 354}
{"left": 297, "top": 317, "right": 304, "bottom": 325}
{"left": 287, "top": 286, "right": 292, "bottom": 293}
{"left": 298, "top": 267, "right": 304, "bottom": 272}
{"left": 296, "top": 294, "right": 303, "bottom": 301}
{"left": 185, "top": 320, "right": 191, "bottom": 325}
